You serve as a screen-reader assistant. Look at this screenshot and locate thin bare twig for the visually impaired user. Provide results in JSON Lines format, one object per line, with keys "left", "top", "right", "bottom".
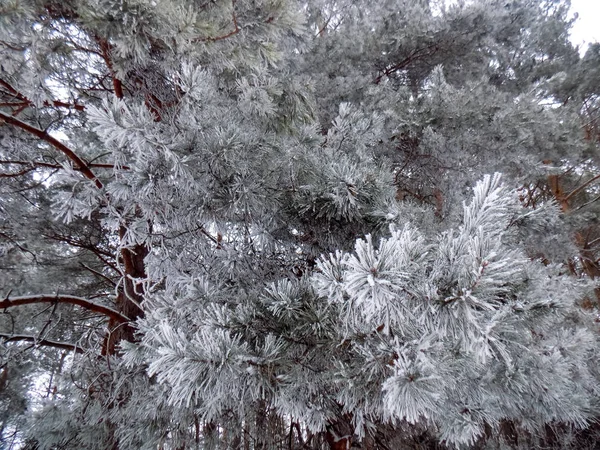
{"left": 564, "top": 173, "right": 600, "bottom": 202}
{"left": 0, "top": 333, "right": 85, "bottom": 353}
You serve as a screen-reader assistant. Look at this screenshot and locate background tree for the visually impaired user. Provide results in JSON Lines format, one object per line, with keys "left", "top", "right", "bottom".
{"left": 0, "top": 0, "right": 599, "bottom": 449}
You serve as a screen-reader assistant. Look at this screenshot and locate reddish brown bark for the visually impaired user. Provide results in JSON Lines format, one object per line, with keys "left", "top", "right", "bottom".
{"left": 325, "top": 433, "right": 351, "bottom": 450}
{"left": 97, "top": 38, "right": 124, "bottom": 100}
{"left": 102, "top": 226, "right": 148, "bottom": 355}
{"left": 547, "top": 174, "right": 570, "bottom": 211}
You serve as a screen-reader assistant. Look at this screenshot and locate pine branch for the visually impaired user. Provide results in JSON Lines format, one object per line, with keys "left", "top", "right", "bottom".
{"left": 373, "top": 42, "right": 441, "bottom": 84}
{"left": 43, "top": 232, "right": 116, "bottom": 260}
{"left": 194, "top": 0, "right": 275, "bottom": 43}
{"left": 0, "top": 294, "right": 129, "bottom": 324}
{"left": 564, "top": 173, "right": 600, "bottom": 202}
{"left": 197, "top": 0, "right": 240, "bottom": 42}
{"left": 79, "top": 262, "right": 118, "bottom": 287}
{"left": 0, "top": 111, "right": 103, "bottom": 189}
{"left": 0, "top": 77, "right": 85, "bottom": 111}
{"left": 0, "top": 159, "right": 127, "bottom": 170}
{"left": 0, "top": 166, "right": 36, "bottom": 178}
{"left": 0, "top": 333, "right": 85, "bottom": 353}
{"left": 45, "top": 233, "right": 120, "bottom": 274}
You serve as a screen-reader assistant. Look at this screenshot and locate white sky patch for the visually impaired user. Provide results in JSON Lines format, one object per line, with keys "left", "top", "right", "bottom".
{"left": 569, "top": 0, "right": 600, "bottom": 53}
{"left": 444, "top": 0, "right": 599, "bottom": 53}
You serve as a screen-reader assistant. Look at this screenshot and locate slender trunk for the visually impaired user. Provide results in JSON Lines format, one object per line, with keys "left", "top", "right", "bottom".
{"left": 547, "top": 174, "right": 570, "bottom": 211}
{"left": 255, "top": 399, "right": 267, "bottom": 449}
{"left": 102, "top": 225, "right": 148, "bottom": 355}
{"left": 46, "top": 351, "right": 67, "bottom": 398}
{"left": 243, "top": 419, "right": 250, "bottom": 450}
{"left": 547, "top": 171, "right": 600, "bottom": 302}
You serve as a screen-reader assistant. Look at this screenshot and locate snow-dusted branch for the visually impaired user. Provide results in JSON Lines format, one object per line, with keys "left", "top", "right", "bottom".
{"left": 0, "top": 159, "right": 127, "bottom": 171}
{"left": 0, "top": 77, "right": 85, "bottom": 111}
{"left": 0, "top": 294, "right": 129, "bottom": 324}
{"left": 0, "top": 110, "right": 103, "bottom": 189}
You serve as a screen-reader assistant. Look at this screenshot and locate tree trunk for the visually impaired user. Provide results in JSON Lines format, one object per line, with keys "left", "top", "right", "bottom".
{"left": 102, "top": 224, "right": 148, "bottom": 355}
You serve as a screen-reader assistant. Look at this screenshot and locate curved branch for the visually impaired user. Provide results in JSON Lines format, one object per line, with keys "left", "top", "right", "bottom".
{"left": 196, "top": 0, "right": 240, "bottom": 42}
{"left": 0, "top": 333, "right": 85, "bottom": 353}
{"left": 0, "top": 111, "right": 103, "bottom": 189}
{"left": 564, "top": 173, "right": 600, "bottom": 202}
{"left": 0, "top": 159, "right": 128, "bottom": 170}
{"left": 0, "top": 77, "right": 85, "bottom": 111}
{"left": 0, "top": 294, "right": 129, "bottom": 324}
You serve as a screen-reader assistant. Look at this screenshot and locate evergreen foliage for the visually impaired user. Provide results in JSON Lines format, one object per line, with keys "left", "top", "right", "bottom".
{"left": 0, "top": 0, "right": 599, "bottom": 448}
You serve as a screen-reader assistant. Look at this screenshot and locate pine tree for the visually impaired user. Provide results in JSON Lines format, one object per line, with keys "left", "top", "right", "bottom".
{"left": 0, "top": 0, "right": 598, "bottom": 448}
